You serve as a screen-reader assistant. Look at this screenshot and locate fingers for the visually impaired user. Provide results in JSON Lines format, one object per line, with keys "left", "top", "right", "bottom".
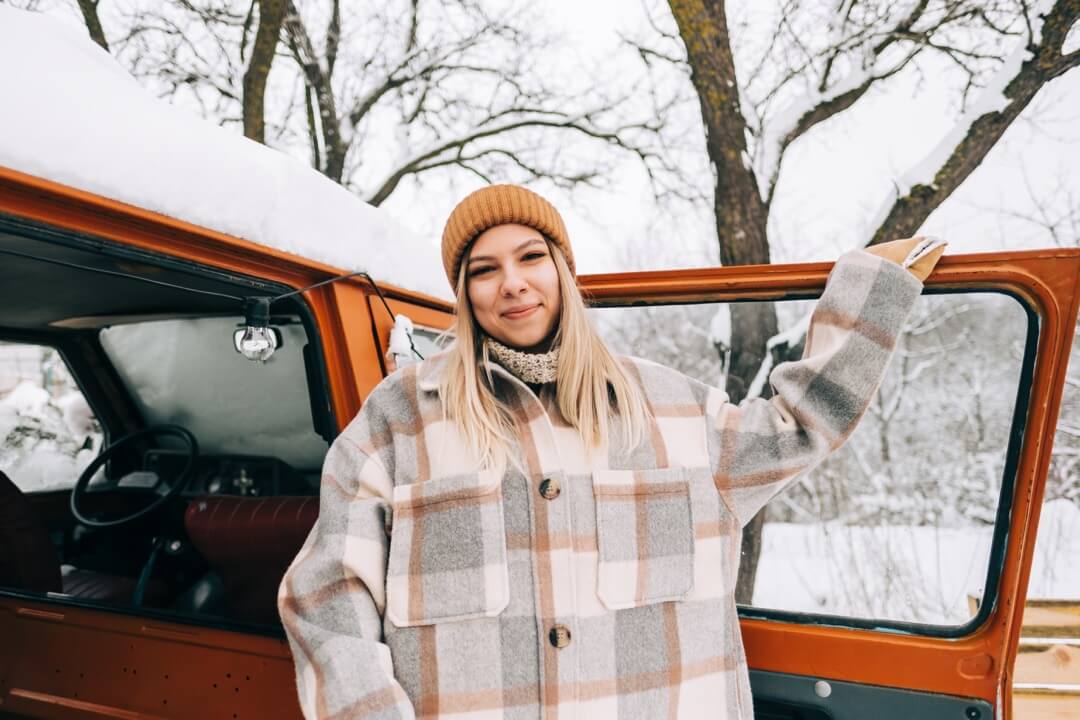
{"left": 906, "top": 244, "right": 946, "bottom": 282}
{"left": 862, "top": 236, "right": 947, "bottom": 282}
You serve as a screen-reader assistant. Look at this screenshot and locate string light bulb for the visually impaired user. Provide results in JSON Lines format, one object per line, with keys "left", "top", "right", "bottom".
{"left": 233, "top": 297, "right": 278, "bottom": 362}
{"left": 232, "top": 269, "right": 423, "bottom": 364}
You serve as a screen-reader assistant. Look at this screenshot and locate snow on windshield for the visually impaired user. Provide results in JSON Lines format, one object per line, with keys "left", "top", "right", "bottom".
{"left": 99, "top": 317, "right": 329, "bottom": 470}
{"left": 0, "top": 7, "right": 450, "bottom": 301}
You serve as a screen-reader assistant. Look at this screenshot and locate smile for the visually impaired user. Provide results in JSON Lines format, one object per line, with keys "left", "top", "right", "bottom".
{"left": 503, "top": 304, "right": 540, "bottom": 320}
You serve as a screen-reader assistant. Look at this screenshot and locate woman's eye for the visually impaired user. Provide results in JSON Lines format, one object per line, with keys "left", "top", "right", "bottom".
{"left": 469, "top": 266, "right": 494, "bottom": 277}
{"left": 523, "top": 252, "right": 546, "bottom": 261}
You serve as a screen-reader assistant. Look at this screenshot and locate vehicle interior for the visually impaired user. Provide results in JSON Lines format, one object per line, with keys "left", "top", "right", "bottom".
{"left": 0, "top": 215, "right": 332, "bottom": 632}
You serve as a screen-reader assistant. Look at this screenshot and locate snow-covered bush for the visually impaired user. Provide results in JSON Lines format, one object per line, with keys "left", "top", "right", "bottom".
{"left": 0, "top": 345, "right": 102, "bottom": 492}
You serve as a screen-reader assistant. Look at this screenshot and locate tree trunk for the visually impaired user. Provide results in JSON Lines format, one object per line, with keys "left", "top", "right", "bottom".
{"left": 75, "top": 0, "right": 109, "bottom": 52}
{"left": 727, "top": 303, "right": 778, "bottom": 603}
{"left": 242, "top": 0, "right": 286, "bottom": 143}
{"left": 668, "top": 0, "right": 775, "bottom": 604}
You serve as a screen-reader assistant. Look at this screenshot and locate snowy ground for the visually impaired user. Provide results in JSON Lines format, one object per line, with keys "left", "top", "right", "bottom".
{"left": 753, "top": 499, "right": 1080, "bottom": 625}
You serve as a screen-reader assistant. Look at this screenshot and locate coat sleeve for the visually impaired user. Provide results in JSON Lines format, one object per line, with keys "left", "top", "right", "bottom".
{"left": 278, "top": 394, "right": 416, "bottom": 719}
{"left": 707, "top": 243, "right": 926, "bottom": 527}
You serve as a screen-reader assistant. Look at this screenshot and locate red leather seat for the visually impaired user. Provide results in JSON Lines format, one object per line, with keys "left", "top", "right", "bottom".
{"left": 59, "top": 565, "right": 168, "bottom": 604}
{"left": 184, "top": 495, "right": 317, "bottom": 626}
{"left": 0, "top": 469, "right": 62, "bottom": 593}
{"left": 0, "top": 469, "right": 168, "bottom": 604}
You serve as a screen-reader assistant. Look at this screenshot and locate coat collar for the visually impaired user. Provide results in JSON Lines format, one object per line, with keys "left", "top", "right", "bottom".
{"left": 416, "top": 352, "right": 445, "bottom": 393}
{"left": 415, "top": 349, "right": 530, "bottom": 396}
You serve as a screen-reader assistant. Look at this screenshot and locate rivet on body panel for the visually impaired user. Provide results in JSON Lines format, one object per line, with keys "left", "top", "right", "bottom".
{"left": 957, "top": 653, "right": 994, "bottom": 678}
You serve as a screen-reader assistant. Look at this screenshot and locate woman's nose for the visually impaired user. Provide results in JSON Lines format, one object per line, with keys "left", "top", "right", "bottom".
{"left": 500, "top": 267, "right": 528, "bottom": 295}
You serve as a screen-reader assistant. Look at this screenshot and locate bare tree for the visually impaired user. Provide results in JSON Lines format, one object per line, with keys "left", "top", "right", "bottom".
{"left": 627, "top": 0, "right": 1080, "bottom": 602}
{"left": 85, "top": 0, "right": 685, "bottom": 206}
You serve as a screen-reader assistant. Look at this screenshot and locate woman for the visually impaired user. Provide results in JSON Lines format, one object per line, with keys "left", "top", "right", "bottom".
{"left": 279, "top": 184, "right": 945, "bottom": 719}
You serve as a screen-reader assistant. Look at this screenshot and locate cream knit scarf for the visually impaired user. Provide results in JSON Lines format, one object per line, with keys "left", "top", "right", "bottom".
{"left": 485, "top": 337, "right": 559, "bottom": 385}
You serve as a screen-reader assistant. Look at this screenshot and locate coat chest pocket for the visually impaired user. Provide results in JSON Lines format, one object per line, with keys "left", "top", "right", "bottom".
{"left": 592, "top": 467, "right": 695, "bottom": 609}
{"left": 386, "top": 469, "right": 509, "bottom": 627}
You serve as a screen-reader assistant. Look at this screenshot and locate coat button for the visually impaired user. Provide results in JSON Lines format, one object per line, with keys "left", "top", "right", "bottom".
{"left": 549, "top": 624, "right": 571, "bottom": 649}
{"left": 538, "top": 478, "right": 561, "bottom": 500}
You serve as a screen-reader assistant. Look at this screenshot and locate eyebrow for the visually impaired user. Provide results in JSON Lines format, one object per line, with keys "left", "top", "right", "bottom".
{"left": 467, "top": 237, "right": 546, "bottom": 264}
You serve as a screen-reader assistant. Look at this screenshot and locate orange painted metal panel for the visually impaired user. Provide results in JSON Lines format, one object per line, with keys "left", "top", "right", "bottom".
{"left": 1, "top": 598, "right": 296, "bottom": 719}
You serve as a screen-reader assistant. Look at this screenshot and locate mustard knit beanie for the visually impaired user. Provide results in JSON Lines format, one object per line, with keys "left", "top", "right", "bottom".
{"left": 441, "top": 184, "right": 574, "bottom": 290}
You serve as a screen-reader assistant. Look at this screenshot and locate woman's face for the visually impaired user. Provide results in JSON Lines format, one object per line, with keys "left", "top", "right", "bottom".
{"left": 466, "top": 223, "right": 562, "bottom": 351}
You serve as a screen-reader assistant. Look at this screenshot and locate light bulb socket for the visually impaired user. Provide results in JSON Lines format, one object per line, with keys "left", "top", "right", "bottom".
{"left": 243, "top": 297, "right": 271, "bottom": 328}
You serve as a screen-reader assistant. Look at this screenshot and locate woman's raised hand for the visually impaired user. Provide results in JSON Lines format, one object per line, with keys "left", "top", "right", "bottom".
{"left": 863, "top": 236, "right": 947, "bottom": 283}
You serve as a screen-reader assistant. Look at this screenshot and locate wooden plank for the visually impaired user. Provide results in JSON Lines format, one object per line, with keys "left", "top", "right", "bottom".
{"left": 1013, "top": 601, "right": 1080, "bottom": 718}
{"left": 1014, "top": 692, "right": 1080, "bottom": 720}
{"left": 1021, "top": 639, "right": 1080, "bottom": 649}
{"left": 1022, "top": 602, "right": 1080, "bottom": 639}
{"left": 1027, "top": 601, "right": 1080, "bottom": 611}
{"left": 1014, "top": 684, "right": 1080, "bottom": 696}
{"left": 1014, "top": 644, "right": 1080, "bottom": 685}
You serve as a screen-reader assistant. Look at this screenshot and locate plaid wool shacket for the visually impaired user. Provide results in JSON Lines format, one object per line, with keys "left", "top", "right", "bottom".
{"left": 279, "top": 247, "right": 924, "bottom": 719}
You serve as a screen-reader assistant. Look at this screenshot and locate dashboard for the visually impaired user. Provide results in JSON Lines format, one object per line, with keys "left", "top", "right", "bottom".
{"left": 139, "top": 450, "right": 316, "bottom": 497}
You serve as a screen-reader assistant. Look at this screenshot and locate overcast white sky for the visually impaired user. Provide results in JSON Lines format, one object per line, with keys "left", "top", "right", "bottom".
{"left": 23, "top": 0, "right": 1080, "bottom": 277}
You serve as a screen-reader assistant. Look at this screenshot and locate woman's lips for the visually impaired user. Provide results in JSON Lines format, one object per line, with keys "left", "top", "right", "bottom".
{"left": 503, "top": 304, "right": 539, "bottom": 320}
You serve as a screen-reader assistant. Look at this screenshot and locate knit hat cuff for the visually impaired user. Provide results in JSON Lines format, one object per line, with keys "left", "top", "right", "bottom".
{"left": 441, "top": 184, "right": 574, "bottom": 290}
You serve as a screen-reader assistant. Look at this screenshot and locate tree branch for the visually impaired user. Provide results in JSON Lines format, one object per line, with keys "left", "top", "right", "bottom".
{"left": 365, "top": 112, "right": 647, "bottom": 206}
{"left": 757, "top": 0, "right": 948, "bottom": 206}
{"left": 76, "top": 0, "right": 110, "bottom": 52}
{"left": 302, "top": 81, "right": 321, "bottom": 169}
{"left": 406, "top": 0, "right": 420, "bottom": 54}
{"left": 283, "top": 0, "right": 346, "bottom": 180}
{"left": 869, "top": 0, "right": 1080, "bottom": 245}
{"left": 326, "top": 0, "right": 341, "bottom": 79}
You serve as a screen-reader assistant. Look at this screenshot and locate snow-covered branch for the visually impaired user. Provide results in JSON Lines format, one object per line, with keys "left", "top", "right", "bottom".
{"left": 744, "top": 307, "right": 813, "bottom": 400}
{"left": 868, "top": 0, "right": 1080, "bottom": 244}
{"left": 747, "top": 0, "right": 1030, "bottom": 207}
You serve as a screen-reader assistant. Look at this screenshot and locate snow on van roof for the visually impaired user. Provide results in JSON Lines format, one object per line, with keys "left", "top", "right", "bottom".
{"left": 0, "top": 7, "right": 450, "bottom": 301}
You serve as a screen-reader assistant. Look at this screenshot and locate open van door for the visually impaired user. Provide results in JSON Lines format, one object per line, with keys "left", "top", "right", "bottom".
{"left": 580, "top": 248, "right": 1080, "bottom": 719}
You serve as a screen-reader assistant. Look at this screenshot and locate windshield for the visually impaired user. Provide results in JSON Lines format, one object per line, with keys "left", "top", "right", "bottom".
{"left": 100, "top": 316, "right": 328, "bottom": 470}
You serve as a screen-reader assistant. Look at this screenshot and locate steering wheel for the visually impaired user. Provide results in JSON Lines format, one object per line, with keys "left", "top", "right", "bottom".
{"left": 70, "top": 424, "right": 199, "bottom": 529}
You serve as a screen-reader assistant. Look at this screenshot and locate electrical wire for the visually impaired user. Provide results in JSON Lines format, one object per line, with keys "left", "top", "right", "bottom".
{"left": 2, "top": 246, "right": 425, "bottom": 361}
{"left": 272, "top": 270, "right": 424, "bottom": 361}
{"left": 270, "top": 271, "right": 368, "bottom": 301}
{"left": 0, "top": 246, "right": 246, "bottom": 301}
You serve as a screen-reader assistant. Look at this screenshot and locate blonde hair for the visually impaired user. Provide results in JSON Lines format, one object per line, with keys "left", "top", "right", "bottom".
{"left": 438, "top": 241, "right": 650, "bottom": 471}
